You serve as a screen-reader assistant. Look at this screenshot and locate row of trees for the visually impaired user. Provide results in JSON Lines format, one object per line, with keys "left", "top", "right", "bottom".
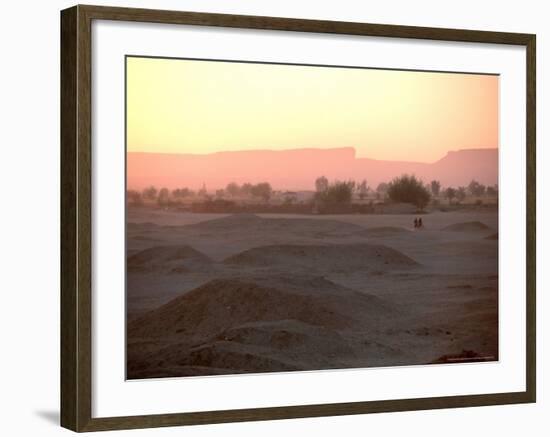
{"left": 313, "top": 175, "right": 430, "bottom": 210}
{"left": 314, "top": 178, "right": 355, "bottom": 207}
{"left": 314, "top": 176, "right": 497, "bottom": 204}
{"left": 386, "top": 177, "right": 498, "bottom": 209}
{"left": 429, "top": 179, "right": 498, "bottom": 199}
{"left": 129, "top": 176, "right": 497, "bottom": 211}
{"left": 315, "top": 176, "right": 393, "bottom": 202}
{"left": 128, "top": 181, "right": 274, "bottom": 206}
{"left": 315, "top": 177, "right": 370, "bottom": 201}
{"left": 313, "top": 175, "right": 498, "bottom": 211}
{"left": 223, "top": 182, "right": 273, "bottom": 202}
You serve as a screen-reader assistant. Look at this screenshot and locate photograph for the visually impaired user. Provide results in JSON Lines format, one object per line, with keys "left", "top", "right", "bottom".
{"left": 125, "top": 56, "right": 500, "bottom": 379}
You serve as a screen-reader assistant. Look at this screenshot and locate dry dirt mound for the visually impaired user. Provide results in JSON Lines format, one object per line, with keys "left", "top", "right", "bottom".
{"left": 127, "top": 275, "right": 398, "bottom": 377}
{"left": 442, "top": 221, "right": 491, "bottom": 232}
{"left": 224, "top": 243, "right": 418, "bottom": 272}
{"left": 211, "top": 319, "right": 351, "bottom": 353}
{"left": 356, "top": 226, "right": 412, "bottom": 237}
{"left": 128, "top": 275, "right": 396, "bottom": 340}
{"left": 184, "top": 214, "right": 363, "bottom": 237}
{"left": 183, "top": 213, "right": 261, "bottom": 230}
{"left": 127, "top": 245, "right": 213, "bottom": 273}
{"left": 134, "top": 319, "right": 357, "bottom": 376}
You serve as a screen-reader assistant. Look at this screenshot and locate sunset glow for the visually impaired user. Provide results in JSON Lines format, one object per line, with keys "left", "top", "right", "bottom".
{"left": 127, "top": 56, "right": 498, "bottom": 163}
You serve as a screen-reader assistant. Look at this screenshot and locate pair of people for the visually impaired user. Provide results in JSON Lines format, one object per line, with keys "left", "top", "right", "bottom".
{"left": 414, "top": 217, "right": 423, "bottom": 229}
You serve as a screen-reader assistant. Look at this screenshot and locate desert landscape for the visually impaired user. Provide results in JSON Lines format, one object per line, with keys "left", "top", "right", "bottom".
{"left": 125, "top": 56, "right": 499, "bottom": 379}
{"left": 126, "top": 206, "right": 498, "bottom": 379}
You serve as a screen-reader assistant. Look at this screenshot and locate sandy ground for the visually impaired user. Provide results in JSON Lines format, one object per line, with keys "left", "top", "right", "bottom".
{"left": 126, "top": 208, "right": 498, "bottom": 379}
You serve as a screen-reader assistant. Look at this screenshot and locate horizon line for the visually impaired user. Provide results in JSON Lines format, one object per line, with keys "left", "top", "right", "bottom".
{"left": 127, "top": 146, "right": 498, "bottom": 165}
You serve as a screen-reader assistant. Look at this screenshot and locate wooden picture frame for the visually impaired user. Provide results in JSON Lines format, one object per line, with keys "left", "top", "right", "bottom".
{"left": 61, "top": 4, "right": 536, "bottom": 432}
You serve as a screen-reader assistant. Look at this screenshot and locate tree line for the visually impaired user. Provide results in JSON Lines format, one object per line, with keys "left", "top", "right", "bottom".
{"left": 127, "top": 181, "right": 274, "bottom": 206}
{"left": 128, "top": 176, "right": 497, "bottom": 211}
{"left": 313, "top": 175, "right": 498, "bottom": 211}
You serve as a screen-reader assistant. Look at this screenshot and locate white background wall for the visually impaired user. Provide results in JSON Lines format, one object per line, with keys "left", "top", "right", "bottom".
{"left": 0, "top": 0, "right": 546, "bottom": 435}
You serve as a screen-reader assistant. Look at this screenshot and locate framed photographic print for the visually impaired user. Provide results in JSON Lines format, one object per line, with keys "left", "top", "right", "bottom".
{"left": 60, "top": 5, "right": 536, "bottom": 432}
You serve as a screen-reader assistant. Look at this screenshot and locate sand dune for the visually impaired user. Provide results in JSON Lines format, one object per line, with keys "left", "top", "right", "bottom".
{"left": 146, "top": 320, "right": 358, "bottom": 376}
{"left": 128, "top": 275, "right": 396, "bottom": 339}
{"left": 208, "top": 319, "right": 352, "bottom": 353}
{"left": 127, "top": 275, "right": 401, "bottom": 377}
{"left": 442, "top": 221, "right": 491, "bottom": 232}
{"left": 127, "top": 245, "right": 213, "bottom": 273}
{"left": 185, "top": 213, "right": 364, "bottom": 237}
{"left": 224, "top": 243, "right": 419, "bottom": 272}
{"left": 182, "top": 213, "right": 262, "bottom": 230}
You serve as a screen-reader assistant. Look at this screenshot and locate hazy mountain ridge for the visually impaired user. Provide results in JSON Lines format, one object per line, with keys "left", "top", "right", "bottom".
{"left": 127, "top": 147, "right": 497, "bottom": 190}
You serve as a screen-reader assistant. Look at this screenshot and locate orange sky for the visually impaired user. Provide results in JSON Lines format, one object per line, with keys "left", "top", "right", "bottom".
{"left": 127, "top": 56, "right": 498, "bottom": 163}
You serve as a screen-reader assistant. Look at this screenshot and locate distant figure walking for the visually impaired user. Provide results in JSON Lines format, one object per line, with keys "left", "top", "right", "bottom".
{"left": 418, "top": 217, "right": 423, "bottom": 228}
{"left": 414, "top": 218, "right": 418, "bottom": 229}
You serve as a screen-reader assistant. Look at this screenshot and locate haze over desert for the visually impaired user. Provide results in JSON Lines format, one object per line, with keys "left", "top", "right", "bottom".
{"left": 127, "top": 147, "right": 498, "bottom": 191}
{"left": 125, "top": 56, "right": 499, "bottom": 379}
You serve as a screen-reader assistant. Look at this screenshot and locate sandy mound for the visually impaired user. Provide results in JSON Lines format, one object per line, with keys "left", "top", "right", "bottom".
{"left": 212, "top": 319, "right": 351, "bottom": 352}
{"left": 127, "top": 275, "right": 399, "bottom": 377}
{"left": 357, "top": 226, "right": 412, "bottom": 237}
{"left": 175, "top": 341, "right": 301, "bottom": 373}
{"left": 185, "top": 214, "right": 364, "bottom": 236}
{"left": 442, "top": 221, "right": 491, "bottom": 232}
{"left": 224, "top": 243, "right": 418, "bottom": 272}
{"left": 128, "top": 275, "right": 396, "bottom": 340}
{"left": 187, "top": 213, "right": 261, "bottom": 228}
{"left": 127, "top": 245, "right": 213, "bottom": 273}
{"left": 139, "top": 319, "right": 357, "bottom": 376}
{"left": 485, "top": 233, "right": 498, "bottom": 240}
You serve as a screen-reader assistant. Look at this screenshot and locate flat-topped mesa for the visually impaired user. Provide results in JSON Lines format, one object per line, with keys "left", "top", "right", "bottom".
{"left": 128, "top": 147, "right": 356, "bottom": 191}
{"left": 429, "top": 148, "right": 498, "bottom": 187}
{"left": 127, "top": 147, "right": 498, "bottom": 191}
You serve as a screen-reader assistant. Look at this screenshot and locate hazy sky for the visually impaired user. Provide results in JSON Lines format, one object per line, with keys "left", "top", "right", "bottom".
{"left": 127, "top": 56, "right": 498, "bottom": 163}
